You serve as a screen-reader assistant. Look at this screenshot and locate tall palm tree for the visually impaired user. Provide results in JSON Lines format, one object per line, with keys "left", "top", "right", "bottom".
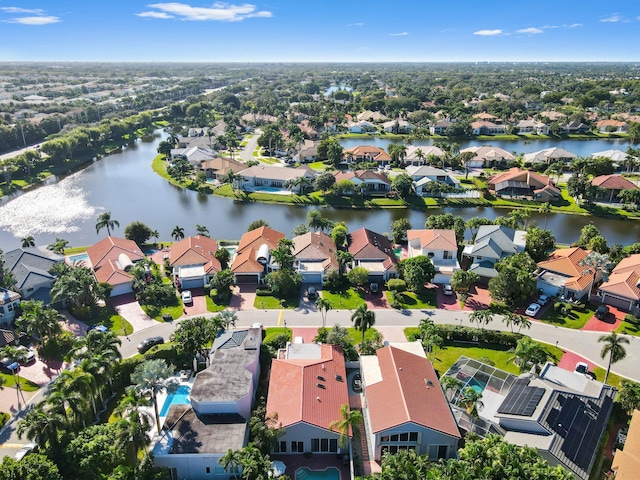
{"left": 17, "top": 404, "right": 66, "bottom": 450}
{"left": 459, "top": 386, "right": 484, "bottom": 418}
{"left": 171, "top": 225, "right": 185, "bottom": 241}
{"left": 216, "top": 310, "right": 238, "bottom": 330}
{"left": 440, "top": 376, "right": 463, "bottom": 402}
{"left": 195, "top": 224, "right": 210, "bottom": 237}
{"left": 59, "top": 368, "right": 97, "bottom": 418}
{"left": 315, "top": 297, "right": 333, "bottom": 329}
{"left": 538, "top": 202, "right": 552, "bottom": 229}
{"left": 599, "top": 331, "right": 629, "bottom": 384}
{"left": 220, "top": 448, "right": 243, "bottom": 480}
{"left": 47, "top": 237, "right": 69, "bottom": 254}
{"left": 351, "top": 304, "right": 375, "bottom": 345}
{"left": 16, "top": 300, "right": 62, "bottom": 348}
{"left": 0, "top": 345, "right": 27, "bottom": 405}
{"left": 579, "top": 251, "right": 612, "bottom": 294}
{"left": 114, "top": 391, "right": 153, "bottom": 466}
{"left": 150, "top": 229, "right": 160, "bottom": 244}
{"left": 335, "top": 250, "right": 354, "bottom": 275}
{"left": 21, "top": 236, "right": 35, "bottom": 248}
{"left": 95, "top": 211, "right": 120, "bottom": 237}
{"left": 328, "top": 403, "right": 363, "bottom": 451}
{"left": 130, "top": 359, "right": 179, "bottom": 434}
{"left": 48, "top": 378, "right": 89, "bottom": 430}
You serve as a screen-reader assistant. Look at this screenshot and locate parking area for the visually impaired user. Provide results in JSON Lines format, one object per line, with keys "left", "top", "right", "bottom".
{"left": 229, "top": 284, "right": 257, "bottom": 311}
{"left": 181, "top": 288, "right": 208, "bottom": 316}
{"left": 582, "top": 305, "right": 624, "bottom": 332}
{"left": 437, "top": 285, "right": 461, "bottom": 311}
{"left": 463, "top": 285, "right": 492, "bottom": 311}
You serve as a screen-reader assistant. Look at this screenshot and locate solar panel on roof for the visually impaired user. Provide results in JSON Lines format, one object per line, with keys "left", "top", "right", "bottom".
{"left": 497, "top": 379, "right": 545, "bottom": 417}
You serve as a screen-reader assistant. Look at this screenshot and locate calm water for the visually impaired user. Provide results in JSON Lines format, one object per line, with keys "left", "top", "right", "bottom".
{"left": 0, "top": 131, "right": 638, "bottom": 251}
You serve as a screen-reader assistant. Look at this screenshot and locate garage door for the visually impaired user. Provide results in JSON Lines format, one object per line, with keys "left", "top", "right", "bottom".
{"left": 302, "top": 273, "right": 323, "bottom": 284}
{"left": 602, "top": 295, "right": 632, "bottom": 312}
{"left": 110, "top": 283, "right": 133, "bottom": 297}
{"left": 433, "top": 273, "right": 452, "bottom": 284}
{"left": 180, "top": 277, "right": 204, "bottom": 289}
{"left": 368, "top": 274, "right": 384, "bottom": 283}
{"left": 236, "top": 274, "right": 259, "bottom": 284}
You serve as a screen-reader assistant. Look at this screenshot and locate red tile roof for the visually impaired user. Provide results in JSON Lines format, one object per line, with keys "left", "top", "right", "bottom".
{"left": 292, "top": 232, "right": 339, "bottom": 272}
{"left": 266, "top": 345, "right": 349, "bottom": 430}
{"left": 488, "top": 167, "right": 554, "bottom": 189}
{"left": 592, "top": 174, "right": 637, "bottom": 191}
{"left": 237, "top": 226, "right": 285, "bottom": 253}
{"left": 333, "top": 170, "right": 391, "bottom": 185}
{"left": 231, "top": 248, "right": 263, "bottom": 274}
{"left": 537, "top": 247, "right": 595, "bottom": 291}
{"left": 347, "top": 228, "right": 397, "bottom": 269}
{"left": 407, "top": 229, "right": 457, "bottom": 251}
{"left": 169, "top": 235, "right": 221, "bottom": 275}
{"left": 366, "top": 345, "right": 460, "bottom": 438}
{"left": 86, "top": 237, "right": 144, "bottom": 286}
{"left": 599, "top": 254, "right": 640, "bottom": 301}
{"left": 343, "top": 145, "right": 391, "bottom": 162}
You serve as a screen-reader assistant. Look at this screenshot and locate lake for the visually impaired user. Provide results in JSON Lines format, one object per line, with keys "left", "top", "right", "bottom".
{"left": 0, "top": 131, "right": 638, "bottom": 251}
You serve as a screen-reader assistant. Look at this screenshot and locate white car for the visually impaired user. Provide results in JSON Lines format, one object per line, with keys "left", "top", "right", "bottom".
{"left": 14, "top": 443, "right": 37, "bottom": 461}
{"left": 16, "top": 346, "right": 36, "bottom": 365}
{"left": 443, "top": 284, "right": 454, "bottom": 296}
{"left": 525, "top": 303, "right": 541, "bottom": 317}
{"left": 181, "top": 290, "right": 193, "bottom": 305}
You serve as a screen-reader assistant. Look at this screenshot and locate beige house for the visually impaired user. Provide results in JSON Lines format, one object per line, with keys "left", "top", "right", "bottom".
{"left": 596, "top": 254, "right": 640, "bottom": 314}
{"left": 407, "top": 229, "right": 460, "bottom": 283}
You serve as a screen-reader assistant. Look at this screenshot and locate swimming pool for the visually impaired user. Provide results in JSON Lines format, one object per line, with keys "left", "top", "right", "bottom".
{"left": 296, "top": 467, "right": 340, "bottom": 480}
{"left": 467, "top": 377, "right": 486, "bottom": 394}
{"left": 142, "top": 248, "right": 160, "bottom": 255}
{"left": 159, "top": 385, "right": 191, "bottom": 417}
{"left": 68, "top": 253, "right": 89, "bottom": 263}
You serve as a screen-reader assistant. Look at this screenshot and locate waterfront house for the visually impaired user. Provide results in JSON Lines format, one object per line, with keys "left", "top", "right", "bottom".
{"left": 332, "top": 170, "right": 391, "bottom": 194}
{"left": 462, "top": 225, "right": 526, "bottom": 282}
{"left": 560, "top": 121, "right": 590, "bottom": 134}
{"left": 169, "top": 236, "right": 221, "bottom": 290}
{"left": 516, "top": 119, "right": 550, "bottom": 135}
{"left": 591, "top": 174, "right": 638, "bottom": 203}
{"left": 523, "top": 147, "right": 577, "bottom": 165}
{"left": 404, "top": 145, "right": 444, "bottom": 166}
{"left": 407, "top": 229, "right": 460, "bottom": 283}
{"left": 171, "top": 145, "right": 217, "bottom": 166}
{"left": 595, "top": 119, "right": 630, "bottom": 134}
{"left": 266, "top": 343, "right": 348, "bottom": 456}
{"left": 4, "top": 247, "right": 64, "bottom": 305}
{"left": 405, "top": 165, "right": 459, "bottom": 190}
{"left": 471, "top": 121, "right": 507, "bottom": 136}
{"left": 292, "top": 232, "right": 339, "bottom": 284}
{"left": 472, "top": 112, "right": 501, "bottom": 123}
{"left": 236, "top": 165, "right": 316, "bottom": 193}
{"left": 488, "top": 168, "right": 560, "bottom": 202}
{"left": 357, "top": 110, "right": 388, "bottom": 123}
{"left": 342, "top": 146, "right": 392, "bottom": 167}
{"left": 382, "top": 118, "right": 414, "bottom": 134}
{"left": 231, "top": 226, "right": 285, "bottom": 284}
{"left": 346, "top": 120, "right": 377, "bottom": 134}
{"left": 596, "top": 254, "right": 640, "bottom": 315}
{"left": 347, "top": 228, "right": 397, "bottom": 283}
{"left": 430, "top": 120, "right": 453, "bottom": 136}
{"left": 199, "top": 157, "right": 245, "bottom": 181}
{"left": 360, "top": 342, "right": 461, "bottom": 462}
{"left": 590, "top": 149, "right": 631, "bottom": 164}
{"left": 459, "top": 146, "right": 515, "bottom": 168}
{"left": 86, "top": 236, "right": 145, "bottom": 297}
{"left": 536, "top": 247, "right": 597, "bottom": 301}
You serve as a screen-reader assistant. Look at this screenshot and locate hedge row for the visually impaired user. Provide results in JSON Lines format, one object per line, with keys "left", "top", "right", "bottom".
{"left": 407, "top": 324, "right": 524, "bottom": 347}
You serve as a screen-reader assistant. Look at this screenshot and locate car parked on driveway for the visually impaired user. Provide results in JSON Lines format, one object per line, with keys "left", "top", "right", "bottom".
{"left": 16, "top": 346, "right": 36, "bottom": 365}
{"left": 14, "top": 443, "right": 37, "bottom": 461}
{"left": 88, "top": 324, "right": 108, "bottom": 333}
{"left": 137, "top": 336, "right": 164, "bottom": 354}
{"left": 0, "top": 357, "right": 19, "bottom": 374}
{"left": 181, "top": 290, "right": 193, "bottom": 305}
{"left": 537, "top": 294, "right": 550, "bottom": 305}
{"left": 595, "top": 305, "right": 610, "bottom": 320}
{"left": 307, "top": 286, "right": 317, "bottom": 300}
{"left": 443, "top": 284, "right": 454, "bottom": 296}
{"left": 525, "top": 303, "right": 541, "bottom": 317}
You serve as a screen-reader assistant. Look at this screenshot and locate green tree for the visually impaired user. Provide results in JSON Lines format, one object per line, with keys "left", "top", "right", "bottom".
{"left": 265, "top": 269, "right": 302, "bottom": 299}
{"left": 450, "top": 269, "right": 479, "bottom": 295}
{"left": 220, "top": 449, "right": 243, "bottom": 480}
{"left": 618, "top": 380, "right": 640, "bottom": 415}
{"left": 465, "top": 217, "right": 495, "bottom": 240}
{"left": 331, "top": 222, "right": 348, "bottom": 248}
{"left": 16, "top": 300, "right": 62, "bottom": 348}
{"left": 391, "top": 173, "right": 414, "bottom": 198}
{"left": 425, "top": 213, "right": 465, "bottom": 244}
{"left": 459, "top": 386, "right": 484, "bottom": 417}
{"left": 210, "top": 269, "right": 235, "bottom": 303}
{"left": 314, "top": 171, "right": 336, "bottom": 195}
{"left": 526, "top": 227, "right": 556, "bottom": 262}
{"left": 292, "top": 223, "right": 309, "bottom": 236}
{"left": 399, "top": 256, "right": 436, "bottom": 293}
{"left": 440, "top": 375, "right": 464, "bottom": 401}
{"left": 171, "top": 225, "right": 185, "bottom": 241}
{"left": 64, "top": 423, "right": 126, "bottom": 479}
{"left": 390, "top": 217, "right": 412, "bottom": 244}
{"left": 51, "top": 263, "right": 104, "bottom": 311}
{"left": 576, "top": 223, "right": 600, "bottom": 249}
{"left": 21, "top": 236, "right": 35, "bottom": 248}
{"left": 307, "top": 209, "right": 334, "bottom": 232}
{"left": 488, "top": 252, "right": 537, "bottom": 308}
{"left": 599, "top": 331, "right": 629, "bottom": 384}
{"left": 315, "top": 297, "right": 333, "bottom": 329}
{"left": 95, "top": 211, "right": 120, "bottom": 237}
{"left": 195, "top": 224, "right": 210, "bottom": 237}
{"left": 248, "top": 402, "right": 286, "bottom": 455}
{"left": 215, "top": 247, "right": 231, "bottom": 270}
{"left": 170, "top": 316, "right": 225, "bottom": 360}
{"left": 351, "top": 304, "right": 376, "bottom": 345}
{"left": 0, "top": 454, "right": 63, "bottom": 480}
{"left": 270, "top": 239, "right": 295, "bottom": 271}
{"left": 17, "top": 404, "right": 66, "bottom": 451}
{"left": 347, "top": 266, "right": 370, "bottom": 289}
{"left": 511, "top": 337, "right": 549, "bottom": 373}
{"left": 538, "top": 202, "right": 552, "bottom": 229}
{"left": 130, "top": 359, "right": 179, "bottom": 434}
{"left": 247, "top": 219, "right": 268, "bottom": 231}
{"left": 47, "top": 238, "right": 69, "bottom": 255}
{"left": 124, "top": 221, "right": 153, "bottom": 245}
{"left": 328, "top": 403, "right": 363, "bottom": 450}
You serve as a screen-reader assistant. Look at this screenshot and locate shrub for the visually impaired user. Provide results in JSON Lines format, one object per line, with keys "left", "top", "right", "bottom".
{"left": 388, "top": 291, "right": 403, "bottom": 309}
{"left": 40, "top": 330, "right": 75, "bottom": 361}
{"left": 387, "top": 279, "right": 407, "bottom": 292}
{"left": 256, "top": 288, "right": 273, "bottom": 296}
{"left": 625, "top": 314, "right": 640, "bottom": 326}
{"left": 0, "top": 412, "right": 9, "bottom": 429}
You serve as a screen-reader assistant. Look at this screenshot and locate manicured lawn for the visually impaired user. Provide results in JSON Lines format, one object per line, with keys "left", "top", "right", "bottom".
{"left": 591, "top": 367, "right": 623, "bottom": 389}
{"left": 538, "top": 303, "right": 596, "bottom": 329}
{"left": 307, "top": 161, "right": 328, "bottom": 171}
{"left": 616, "top": 320, "right": 640, "bottom": 336}
{"left": 322, "top": 289, "right": 366, "bottom": 309}
{"left": 0, "top": 374, "right": 40, "bottom": 392}
{"left": 65, "top": 246, "right": 89, "bottom": 255}
{"left": 431, "top": 342, "right": 521, "bottom": 375}
{"left": 253, "top": 294, "right": 299, "bottom": 309}
{"left": 206, "top": 295, "right": 227, "bottom": 313}
{"left": 88, "top": 306, "right": 133, "bottom": 335}
{"left": 142, "top": 304, "right": 183, "bottom": 322}
{"left": 346, "top": 327, "right": 379, "bottom": 345}
{"left": 386, "top": 290, "right": 437, "bottom": 309}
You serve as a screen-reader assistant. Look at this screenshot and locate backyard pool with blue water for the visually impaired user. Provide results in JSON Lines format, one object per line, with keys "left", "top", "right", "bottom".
{"left": 68, "top": 253, "right": 89, "bottom": 263}
{"left": 159, "top": 385, "right": 191, "bottom": 417}
{"left": 296, "top": 467, "right": 340, "bottom": 480}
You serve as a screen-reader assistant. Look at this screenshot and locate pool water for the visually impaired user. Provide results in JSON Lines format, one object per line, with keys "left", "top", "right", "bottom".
{"left": 142, "top": 248, "right": 160, "bottom": 255}
{"left": 467, "top": 377, "right": 486, "bottom": 393}
{"left": 159, "top": 385, "right": 191, "bottom": 417}
{"left": 254, "top": 186, "right": 284, "bottom": 193}
{"left": 296, "top": 467, "right": 340, "bottom": 480}
{"left": 68, "top": 253, "right": 89, "bottom": 263}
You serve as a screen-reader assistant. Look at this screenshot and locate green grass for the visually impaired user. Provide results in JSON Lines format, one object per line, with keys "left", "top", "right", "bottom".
{"left": 430, "top": 342, "right": 521, "bottom": 376}
{"left": 539, "top": 303, "right": 596, "bottom": 329}
{"left": 258, "top": 156, "right": 279, "bottom": 165}
{"left": 64, "top": 246, "right": 89, "bottom": 255}
{"left": 616, "top": 320, "right": 640, "bottom": 336}
{"left": 386, "top": 290, "right": 437, "bottom": 309}
{"left": 592, "top": 367, "right": 624, "bottom": 389}
{"left": 87, "top": 306, "right": 133, "bottom": 335}
{"left": 307, "top": 161, "right": 329, "bottom": 171}
{"left": 322, "top": 288, "right": 366, "bottom": 309}
{"left": 254, "top": 294, "right": 300, "bottom": 309}
{"left": 264, "top": 327, "right": 292, "bottom": 344}
{"left": 206, "top": 295, "right": 227, "bottom": 313}
{"left": 0, "top": 374, "right": 40, "bottom": 392}
{"left": 142, "top": 303, "right": 183, "bottom": 321}
{"left": 346, "top": 327, "right": 379, "bottom": 345}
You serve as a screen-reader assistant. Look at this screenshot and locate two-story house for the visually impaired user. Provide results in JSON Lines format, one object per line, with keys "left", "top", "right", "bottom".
{"left": 462, "top": 225, "right": 526, "bottom": 282}
{"left": 407, "top": 229, "right": 460, "bottom": 283}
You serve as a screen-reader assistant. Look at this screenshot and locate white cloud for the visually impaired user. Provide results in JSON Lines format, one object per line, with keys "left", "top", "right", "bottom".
{"left": 389, "top": 32, "right": 408, "bottom": 36}
{"left": 6, "top": 15, "right": 60, "bottom": 25}
{"left": 601, "top": 14, "right": 621, "bottom": 22}
{"left": 517, "top": 27, "right": 543, "bottom": 34}
{"left": 139, "top": 2, "right": 272, "bottom": 22}
{"left": 567, "top": 23, "right": 582, "bottom": 28}
{"left": 474, "top": 29, "right": 502, "bottom": 36}
{"left": 346, "top": 22, "right": 363, "bottom": 27}
{"left": 0, "top": 7, "right": 44, "bottom": 14}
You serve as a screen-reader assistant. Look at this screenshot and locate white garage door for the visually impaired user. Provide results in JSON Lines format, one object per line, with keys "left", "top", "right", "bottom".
{"left": 110, "top": 283, "right": 134, "bottom": 297}
{"left": 302, "top": 273, "right": 323, "bottom": 284}
{"left": 180, "top": 277, "right": 204, "bottom": 289}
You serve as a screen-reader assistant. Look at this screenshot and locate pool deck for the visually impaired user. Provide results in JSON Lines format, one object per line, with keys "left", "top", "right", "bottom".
{"left": 270, "top": 454, "right": 349, "bottom": 480}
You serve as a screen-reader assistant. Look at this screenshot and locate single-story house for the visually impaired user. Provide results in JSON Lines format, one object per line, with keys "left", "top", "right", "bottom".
{"left": 404, "top": 146, "right": 444, "bottom": 166}
{"left": 171, "top": 145, "right": 217, "bottom": 166}
{"left": 346, "top": 121, "right": 377, "bottom": 134}
{"left": 382, "top": 119, "right": 414, "bottom": 134}
{"left": 590, "top": 149, "right": 631, "bottom": 164}
{"left": 86, "top": 237, "right": 145, "bottom": 297}
{"left": 199, "top": 157, "right": 245, "bottom": 180}
{"left": 536, "top": 247, "right": 597, "bottom": 301}
{"left": 266, "top": 343, "right": 348, "bottom": 455}
{"left": 231, "top": 226, "right": 285, "bottom": 284}
{"left": 360, "top": 343, "right": 461, "bottom": 462}
{"left": 523, "top": 147, "right": 577, "bottom": 165}
{"left": 342, "top": 146, "right": 392, "bottom": 167}
{"left": 459, "top": 146, "right": 515, "bottom": 168}
{"left": 4, "top": 247, "right": 64, "bottom": 305}
{"left": 471, "top": 121, "right": 507, "bottom": 136}
{"left": 591, "top": 174, "right": 638, "bottom": 203}
{"left": 595, "top": 119, "right": 630, "bottom": 133}
{"left": 462, "top": 225, "right": 526, "bottom": 281}
{"left": 347, "top": 228, "right": 397, "bottom": 283}
{"left": 540, "top": 111, "right": 567, "bottom": 122}
{"left": 333, "top": 170, "right": 391, "bottom": 194}
{"left": 169, "top": 236, "right": 221, "bottom": 289}
{"left": 560, "top": 121, "right": 590, "bottom": 134}
{"left": 405, "top": 165, "right": 459, "bottom": 187}
{"left": 488, "top": 168, "right": 560, "bottom": 202}
{"left": 292, "top": 232, "right": 339, "bottom": 284}
{"left": 407, "top": 229, "right": 460, "bottom": 283}
{"left": 516, "top": 119, "right": 550, "bottom": 135}
{"left": 236, "top": 165, "right": 316, "bottom": 193}
{"left": 241, "top": 113, "right": 278, "bottom": 125}
{"left": 596, "top": 254, "right": 640, "bottom": 314}
{"left": 357, "top": 110, "right": 388, "bottom": 123}
{"left": 472, "top": 112, "right": 501, "bottom": 123}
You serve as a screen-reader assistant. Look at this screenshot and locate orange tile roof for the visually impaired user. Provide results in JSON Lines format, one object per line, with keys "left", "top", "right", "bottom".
{"left": 169, "top": 235, "right": 221, "bottom": 274}
{"left": 237, "top": 226, "right": 285, "bottom": 254}
{"left": 266, "top": 345, "right": 349, "bottom": 430}
{"left": 612, "top": 410, "right": 640, "bottom": 478}
{"left": 343, "top": 145, "right": 391, "bottom": 162}
{"left": 599, "top": 254, "right": 640, "bottom": 301}
{"left": 366, "top": 346, "right": 460, "bottom": 438}
{"left": 595, "top": 119, "right": 628, "bottom": 127}
{"left": 292, "top": 232, "right": 339, "bottom": 272}
{"left": 592, "top": 174, "right": 637, "bottom": 190}
{"left": 333, "top": 170, "right": 391, "bottom": 185}
{"left": 489, "top": 167, "right": 553, "bottom": 189}
{"left": 86, "top": 237, "right": 144, "bottom": 286}
{"left": 407, "top": 229, "right": 457, "bottom": 251}
{"left": 231, "top": 248, "right": 264, "bottom": 274}
{"left": 538, "top": 247, "right": 595, "bottom": 291}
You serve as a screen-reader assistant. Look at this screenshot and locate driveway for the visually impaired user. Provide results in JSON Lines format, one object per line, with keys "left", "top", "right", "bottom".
{"left": 463, "top": 285, "right": 492, "bottom": 311}
{"left": 238, "top": 130, "right": 261, "bottom": 162}
{"left": 582, "top": 305, "right": 624, "bottom": 332}
{"left": 17, "top": 358, "right": 67, "bottom": 387}
{"left": 109, "top": 294, "right": 159, "bottom": 332}
{"left": 365, "top": 291, "right": 389, "bottom": 310}
{"left": 182, "top": 288, "right": 208, "bottom": 317}
{"left": 437, "top": 286, "right": 461, "bottom": 311}
{"left": 229, "top": 285, "right": 257, "bottom": 311}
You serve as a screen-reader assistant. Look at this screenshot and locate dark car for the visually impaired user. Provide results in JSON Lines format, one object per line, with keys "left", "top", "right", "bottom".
{"left": 0, "top": 357, "right": 20, "bottom": 374}
{"left": 137, "top": 336, "right": 164, "bottom": 354}
{"left": 307, "top": 286, "right": 317, "bottom": 300}
{"left": 595, "top": 305, "right": 610, "bottom": 320}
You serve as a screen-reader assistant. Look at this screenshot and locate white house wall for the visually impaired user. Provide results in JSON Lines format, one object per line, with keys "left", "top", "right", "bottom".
{"left": 274, "top": 422, "right": 342, "bottom": 455}
{"left": 155, "top": 453, "right": 233, "bottom": 480}
{"left": 372, "top": 422, "right": 459, "bottom": 462}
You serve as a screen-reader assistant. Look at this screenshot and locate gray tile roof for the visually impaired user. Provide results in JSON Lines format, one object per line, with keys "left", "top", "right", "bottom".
{"left": 4, "top": 248, "right": 63, "bottom": 292}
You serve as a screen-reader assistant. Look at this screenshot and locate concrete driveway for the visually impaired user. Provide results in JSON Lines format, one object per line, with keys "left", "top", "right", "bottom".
{"left": 182, "top": 288, "right": 208, "bottom": 317}
{"left": 229, "top": 285, "right": 257, "bottom": 311}
{"left": 109, "top": 294, "right": 159, "bottom": 332}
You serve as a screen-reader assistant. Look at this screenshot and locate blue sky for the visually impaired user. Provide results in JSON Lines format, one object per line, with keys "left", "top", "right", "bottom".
{"left": 1, "top": 1, "right": 639, "bottom": 62}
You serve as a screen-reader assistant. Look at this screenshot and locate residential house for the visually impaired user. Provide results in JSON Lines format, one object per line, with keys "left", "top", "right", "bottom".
{"left": 292, "top": 232, "right": 339, "bottom": 284}
{"left": 595, "top": 119, "right": 630, "bottom": 134}
{"left": 596, "top": 254, "right": 640, "bottom": 314}
{"left": 612, "top": 409, "right": 640, "bottom": 478}
{"left": 442, "top": 357, "right": 615, "bottom": 480}
{"left": 169, "top": 236, "right": 221, "bottom": 290}
{"left": 539, "top": 111, "right": 567, "bottom": 122}
{"left": 237, "top": 165, "right": 316, "bottom": 193}
{"left": 347, "top": 228, "right": 397, "bottom": 283}
{"left": 516, "top": 119, "right": 550, "bottom": 135}
{"left": 299, "top": 120, "right": 319, "bottom": 140}
{"left": 405, "top": 165, "right": 460, "bottom": 195}
{"left": 591, "top": 174, "right": 638, "bottom": 203}
{"left": 346, "top": 120, "right": 376, "bottom": 134}
{"left": 591, "top": 149, "right": 631, "bottom": 164}
{"left": 382, "top": 119, "right": 414, "bottom": 134}
{"left": 523, "top": 147, "right": 577, "bottom": 165}
{"left": 0, "top": 289, "right": 21, "bottom": 325}
{"left": 472, "top": 112, "right": 501, "bottom": 123}
{"left": 231, "top": 226, "right": 285, "bottom": 284}
{"left": 153, "top": 328, "right": 262, "bottom": 480}
{"left": 4, "top": 247, "right": 64, "bottom": 305}
{"left": 470, "top": 121, "right": 507, "bottom": 136}
{"left": 430, "top": 120, "right": 453, "bottom": 135}
{"left": 536, "top": 247, "right": 597, "bottom": 301}
{"left": 86, "top": 237, "right": 145, "bottom": 297}
{"left": 406, "top": 230, "right": 460, "bottom": 283}
{"left": 332, "top": 170, "right": 391, "bottom": 194}
{"left": 488, "top": 168, "right": 561, "bottom": 202}
{"left": 293, "top": 139, "right": 319, "bottom": 163}
{"left": 459, "top": 146, "right": 515, "bottom": 168}
{"left": 404, "top": 145, "right": 444, "bottom": 166}
{"left": 360, "top": 342, "right": 461, "bottom": 462}
{"left": 462, "top": 225, "right": 526, "bottom": 281}
{"left": 240, "top": 113, "right": 278, "bottom": 125}
{"left": 199, "top": 157, "right": 245, "bottom": 181}
{"left": 342, "top": 146, "right": 392, "bottom": 167}
{"left": 357, "top": 110, "right": 388, "bottom": 123}
{"left": 266, "top": 343, "right": 348, "bottom": 456}
{"left": 560, "top": 121, "right": 590, "bottom": 134}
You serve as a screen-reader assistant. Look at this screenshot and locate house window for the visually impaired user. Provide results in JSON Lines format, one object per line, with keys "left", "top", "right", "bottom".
{"left": 427, "top": 252, "right": 435, "bottom": 258}
{"left": 409, "top": 432, "right": 418, "bottom": 442}
{"left": 428, "top": 445, "right": 449, "bottom": 460}
{"left": 291, "top": 441, "right": 304, "bottom": 453}
{"left": 443, "top": 251, "right": 452, "bottom": 260}
{"left": 311, "top": 439, "right": 319, "bottom": 452}
{"left": 399, "top": 433, "right": 409, "bottom": 442}
{"left": 205, "top": 467, "right": 211, "bottom": 475}
{"left": 329, "top": 439, "right": 338, "bottom": 452}
{"left": 7, "top": 303, "right": 13, "bottom": 312}
{"left": 274, "top": 441, "right": 286, "bottom": 453}
{"left": 321, "top": 439, "right": 329, "bottom": 452}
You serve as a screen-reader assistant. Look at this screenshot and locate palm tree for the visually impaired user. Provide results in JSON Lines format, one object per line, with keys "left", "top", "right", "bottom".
{"left": 171, "top": 225, "right": 185, "bottom": 241}
{"left": 47, "top": 377, "right": 89, "bottom": 430}
{"left": 150, "top": 229, "right": 160, "bottom": 244}
{"left": 599, "top": 332, "right": 629, "bottom": 384}
{"left": 95, "top": 211, "right": 120, "bottom": 236}
{"left": 270, "top": 244, "right": 294, "bottom": 271}
{"left": 16, "top": 300, "right": 62, "bottom": 348}
{"left": 17, "top": 404, "right": 66, "bottom": 450}
{"left": 415, "top": 147, "right": 425, "bottom": 165}
{"left": 440, "top": 376, "right": 463, "bottom": 402}
{"left": 216, "top": 310, "right": 238, "bottom": 330}
{"left": 328, "top": 403, "right": 363, "bottom": 450}
{"left": 0, "top": 345, "right": 27, "bottom": 406}
{"left": 47, "top": 237, "right": 69, "bottom": 254}
{"left": 459, "top": 386, "right": 484, "bottom": 418}
{"left": 315, "top": 297, "right": 333, "bottom": 329}
{"left": 335, "top": 250, "right": 354, "bottom": 275}
{"left": 114, "top": 391, "right": 153, "bottom": 465}
{"left": 195, "top": 224, "right": 210, "bottom": 237}
{"left": 130, "top": 359, "right": 179, "bottom": 433}
{"left": 21, "top": 236, "right": 35, "bottom": 248}
{"left": 351, "top": 304, "right": 375, "bottom": 345}
{"left": 469, "top": 310, "right": 493, "bottom": 330}
{"left": 220, "top": 448, "right": 243, "bottom": 480}
{"left": 510, "top": 337, "right": 549, "bottom": 373}
{"left": 538, "top": 202, "right": 552, "bottom": 229}
{"left": 579, "top": 251, "right": 612, "bottom": 294}
{"left": 59, "top": 368, "right": 97, "bottom": 418}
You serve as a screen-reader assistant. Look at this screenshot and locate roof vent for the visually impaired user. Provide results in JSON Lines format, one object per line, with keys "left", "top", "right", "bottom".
{"left": 425, "top": 379, "right": 434, "bottom": 387}
{"left": 317, "top": 396, "right": 321, "bottom": 402}
{"left": 321, "top": 364, "right": 325, "bottom": 370}
{"left": 335, "top": 374, "right": 343, "bottom": 382}
{"left": 317, "top": 375, "right": 326, "bottom": 381}
{"left": 317, "top": 383, "right": 326, "bottom": 389}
